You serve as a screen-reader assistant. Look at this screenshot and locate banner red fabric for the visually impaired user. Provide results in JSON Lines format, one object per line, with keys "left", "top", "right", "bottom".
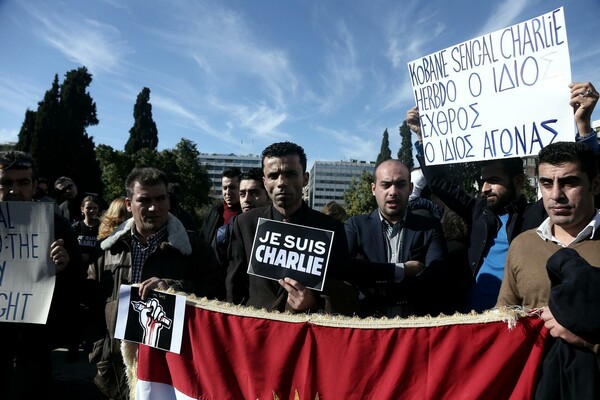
{"left": 136, "top": 305, "right": 547, "bottom": 399}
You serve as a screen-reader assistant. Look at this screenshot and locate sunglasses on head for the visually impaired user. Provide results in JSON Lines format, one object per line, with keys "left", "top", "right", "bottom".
{"left": 0, "top": 158, "right": 33, "bottom": 170}
{"left": 57, "top": 184, "right": 74, "bottom": 193}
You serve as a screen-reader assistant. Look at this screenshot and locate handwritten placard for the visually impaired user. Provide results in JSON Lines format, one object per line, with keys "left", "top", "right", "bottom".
{"left": 0, "top": 202, "right": 55, "bottom": 324}
{"left": 407, "top": 7, "right": 573, "bottom": 165}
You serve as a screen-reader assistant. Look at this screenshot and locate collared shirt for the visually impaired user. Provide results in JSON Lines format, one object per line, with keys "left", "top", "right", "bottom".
{"left": 377, "top": 210, "right": 407, "bottom": 282}
{"left": 130, "top": 224, "right": 168, "bottom": 283}
{"left": 536, "top": 210, "right": 600, "bottom": 247}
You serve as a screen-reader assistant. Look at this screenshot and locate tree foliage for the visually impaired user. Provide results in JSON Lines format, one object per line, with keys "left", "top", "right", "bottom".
{"left": 446, "top": 162, "right": 482, "bottom": 196}
{"left": 397, "top": 120, "right": 414, "bottom": 171}
{"left": 170, "top": 139, "right": 211, "bottom": 211}
{"left": 125, "top": 87, "right": 158, "bottom": 155}
{"left": 522, "top": 176, "right": 538, "bottom": 203}
{"left": 343, "top": 170, "right": 377, "bottom": 217}
{"left": 375, "top": 128, "right": 392, "bottom": 167}
{"left": 16, "top": 68, "right": 103, "bottom": 196}
{"left": 95, "top": 144, "right": 133, "bottom": 201}
{"left": 96, "top": 139, "right": 211, "bottom": 212}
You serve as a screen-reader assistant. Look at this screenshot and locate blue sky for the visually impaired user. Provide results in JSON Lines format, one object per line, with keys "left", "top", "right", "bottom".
{"left": 1, "top": 0, "right": 599, "bottom": 168}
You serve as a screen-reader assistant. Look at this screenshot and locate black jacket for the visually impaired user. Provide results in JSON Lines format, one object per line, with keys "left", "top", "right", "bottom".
{"left": 345, "top": 209, "right": 450, "bottom": 317}
{"left": 416, "top": 152, "right": 530, "bottom": 277}
{"left": 226, "top": 202, "right": 362, "bottom": 315}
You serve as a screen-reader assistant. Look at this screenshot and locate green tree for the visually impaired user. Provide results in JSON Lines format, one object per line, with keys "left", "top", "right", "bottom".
{"left": 125, "top": 87, "right": 158, "bottom": 155}
{"left": 96, "top": 144, "right": 132, "bottom": 201}
{"left": 522, "top": 176, "right": 538, "bottom": 203}
{"left": 16, "top": 110, "right": 37, "bottom": 152}
{"left": 170, "top": 139, "right": 211, "bottom": 211}
{"left": 60, "top": 67, "right": 102, "bottom": 194}
{"left": 375, "top": 128, "right": 392, "bottom": 166}
{"left": 397, "top": 121, "right": 413, "bottom": 171}
{"left": 446, "top": 161, "right": 482, "bottom": 196}
{"left": 16, "top": 68, "right": 102, "bottom": 195}
{"left": 343, "top": 170, "right": 377, "bottom": 216}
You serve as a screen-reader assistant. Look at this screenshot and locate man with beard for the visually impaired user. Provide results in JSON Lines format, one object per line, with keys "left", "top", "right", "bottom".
{"left": 407, "top": 107, "right": 528, "bottom": 312}
{"left": 54, "top": 176, "right": 83, "bottom": 223}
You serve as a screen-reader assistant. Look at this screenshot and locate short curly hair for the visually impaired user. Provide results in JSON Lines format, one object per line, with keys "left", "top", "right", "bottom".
{"left": 261, "top": 142, "right": 307, "bottom": 172}
{"left": 0, "top": 151, "right": 37, "bottom": 178}
{"left": 538, "top": 141, "right": 598, "bottom": 182}
{"left": 125, "top": 167, "right": 169, "bottom": 198}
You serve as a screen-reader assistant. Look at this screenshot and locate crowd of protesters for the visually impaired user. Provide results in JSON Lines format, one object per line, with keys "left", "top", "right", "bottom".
{"left": 0, "top": 81, "right": 598, "bottom": 399}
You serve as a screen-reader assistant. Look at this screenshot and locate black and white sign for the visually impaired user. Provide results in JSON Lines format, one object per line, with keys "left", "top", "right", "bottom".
{"left": 247, "top": 218, "right": 334, "bottom": 291}
{"left": 115, "top": 285, "right": 186, "bottom": 353}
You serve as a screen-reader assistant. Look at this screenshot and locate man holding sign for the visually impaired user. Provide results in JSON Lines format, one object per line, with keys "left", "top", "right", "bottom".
{"left": 0, "top": 150, "right": 81, "bottom": 399}
{"left": 408, "top": 106, "right": 530, "bottom": 313}
{"left": 227, "top": 142, "right": 364, "bottom": 314}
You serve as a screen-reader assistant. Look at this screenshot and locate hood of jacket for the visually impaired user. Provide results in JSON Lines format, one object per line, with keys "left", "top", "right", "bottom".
{"left": 100, "top": 213, "right": 192, "bottom": 255}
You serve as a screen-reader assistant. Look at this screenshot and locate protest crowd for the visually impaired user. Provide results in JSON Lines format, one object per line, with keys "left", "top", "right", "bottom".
{"left": 1, "top": 46, "right": 599, "bottom": 400}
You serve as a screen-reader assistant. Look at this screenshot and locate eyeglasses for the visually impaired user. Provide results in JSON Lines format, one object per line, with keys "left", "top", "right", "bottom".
{"left": 0, "top": 158, "right": 33, "bottom": 170}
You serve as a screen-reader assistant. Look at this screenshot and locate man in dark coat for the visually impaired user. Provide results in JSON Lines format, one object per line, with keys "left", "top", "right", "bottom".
{"left": 227, "top": 142, "right": 384, "bottom": 315}
{"left": 345, "top": 159, "right": 449, "bottom": 317}
{"left": 0, "top": 151, "right": 82, "bottom": 399}
{"left": 407, "top": 106, "right": 530, "bottom": 312}
{"left": 200, "top": 168, "right": 242, "bottom": 274}
{"left": 90, "top": 167, "right": 220, "bottom": 399}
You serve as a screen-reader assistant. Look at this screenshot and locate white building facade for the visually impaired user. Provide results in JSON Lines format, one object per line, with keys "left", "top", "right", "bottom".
{"left": 199, "top": 153, "right": 262, "bottom": 199}
{"left": 307, "top": 160, "right": 375, "bottom": 210}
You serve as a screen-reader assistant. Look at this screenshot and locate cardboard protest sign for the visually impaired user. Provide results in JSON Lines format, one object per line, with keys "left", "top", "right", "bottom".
{"left": 0, "top": 202, "right": 55, "bottom": 324}
{"left": 407, "top": 7, "right": 572, "bottom": 166}
{"left": 247, "top": 218, "right": 334, "bottom": 291}
{"left": 115, "top": 285, "right": 186, "bottom": 353}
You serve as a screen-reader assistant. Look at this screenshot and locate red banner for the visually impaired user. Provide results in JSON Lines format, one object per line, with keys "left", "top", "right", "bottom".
{"left": 130, "top": 302, "right": 547, "bottom": 400}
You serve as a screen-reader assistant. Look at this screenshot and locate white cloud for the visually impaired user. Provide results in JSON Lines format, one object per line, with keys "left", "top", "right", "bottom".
{"left": 19, "top": 3, "right": 129, "bottom": 76}
{"left": 150, "top": 1, "right": 298, "bottom": 111}
{"left": 205, "top": 94, "right": 288, "bottom": 141}
{"left": 476, "top": 0, "right": 529, "bottom": 36}
{"left": 314, "top": 125, "right": 377, "bottom": 162}
{"left": 316, "top": 20, "right": 362, "bottom": 113}
{"left": 0, "top": 73, "right": 43, "bottom": 115}
{"left": 150, "top": 93, "right": 231, "bottom": 141}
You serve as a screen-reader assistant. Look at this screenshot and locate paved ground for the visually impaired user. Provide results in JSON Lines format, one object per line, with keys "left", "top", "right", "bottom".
{"left": 51, "top": 348, "right": 107, "bottom": 400}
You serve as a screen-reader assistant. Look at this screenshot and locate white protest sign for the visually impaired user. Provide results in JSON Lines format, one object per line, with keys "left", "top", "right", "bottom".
{"left": 247, "top": 218, "right": 334, "bottom": 291}
{"left": 407, "top": 7, "right": 573, "bottom": 166}
{"left": 0, "top": 202, "right": 55, "bottom": 324}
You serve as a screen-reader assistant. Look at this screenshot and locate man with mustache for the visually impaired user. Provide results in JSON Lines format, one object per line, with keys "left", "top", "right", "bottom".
{"left": 90, "top": 167, "right": 220, "bottom": 399}
{"left": 495, "top": 140, "right": 600, "bottom": 399}
{"left": 497, "top": 140, "right": 600, "bottom": 309}
{"left": 407, "top": 106, "right": 529, "bottom": 312}
{"left": 226, "top": 142, "right": 367, "bottom": 314}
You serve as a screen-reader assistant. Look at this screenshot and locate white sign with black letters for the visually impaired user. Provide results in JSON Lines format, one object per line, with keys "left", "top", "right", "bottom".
{"left": 407, "top": 7, "right": 572, "bottom": 165}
